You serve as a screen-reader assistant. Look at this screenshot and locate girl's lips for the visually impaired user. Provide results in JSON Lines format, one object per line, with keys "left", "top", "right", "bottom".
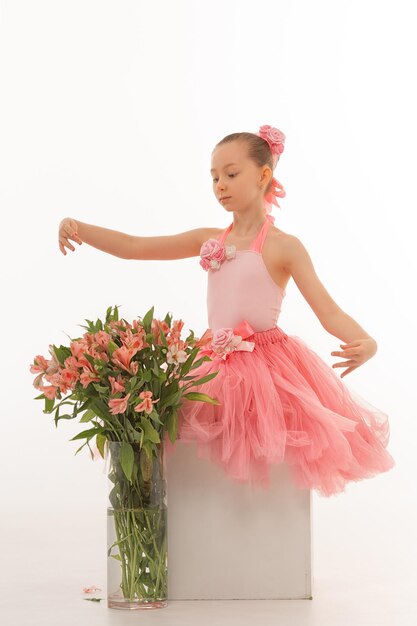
{"left": 221, "top": 197, "right": 231, "bottom": 202}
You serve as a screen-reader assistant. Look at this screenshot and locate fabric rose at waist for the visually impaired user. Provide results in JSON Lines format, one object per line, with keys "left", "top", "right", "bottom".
{"left": 196, "top": 319, "right": 256, "bottom": 361}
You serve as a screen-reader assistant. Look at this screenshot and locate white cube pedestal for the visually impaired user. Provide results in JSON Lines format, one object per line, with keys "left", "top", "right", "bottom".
{"left": 166, "top": 440, "right": 313, "bottom": 600}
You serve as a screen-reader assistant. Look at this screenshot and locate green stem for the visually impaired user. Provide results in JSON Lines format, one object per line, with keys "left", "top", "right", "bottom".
{"left": 154, "top": 528, "right": 167, "bottom": 595}
{"left": 128, "top": 510, "right": 138, "bottom": 599}
{"left": 108, "top": 445, "right": 167, "bottom": 601}
{"left": 112, "top": 511, "right": 128, "bottom": 593}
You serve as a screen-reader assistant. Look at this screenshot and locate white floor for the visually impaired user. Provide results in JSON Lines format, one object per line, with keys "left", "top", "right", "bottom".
{"left": 2, "top": 477, "right": 416, "bottom": 626}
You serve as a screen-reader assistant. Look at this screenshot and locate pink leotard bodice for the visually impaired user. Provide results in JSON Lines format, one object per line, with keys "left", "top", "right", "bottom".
{"left": 202, "top": 214, "right": 286, "bottom": 332}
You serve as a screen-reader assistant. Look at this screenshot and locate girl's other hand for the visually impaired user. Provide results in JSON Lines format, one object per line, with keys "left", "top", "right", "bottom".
{"left": 59, "top": 218, "right": 82, "bottom": 255}
{"left": 331, "top": 337, "right": 377, "bottom": 378}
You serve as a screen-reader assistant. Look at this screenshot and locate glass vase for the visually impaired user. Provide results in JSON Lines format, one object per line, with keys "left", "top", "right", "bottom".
{"left": 106, "top": 441, "right": 168, "bottom": 609}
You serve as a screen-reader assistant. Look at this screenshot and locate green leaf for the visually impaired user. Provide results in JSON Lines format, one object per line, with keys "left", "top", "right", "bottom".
{"left": 183, "top": 391, "right": 221, "bottom": 405}
{"left": 92, "top": 383, "right": 109, "bottom": 394}
{"left": 54, "top": 413, "right": 74, "bottom": 422}
{"left": 142, "top": 306, "right": 154, "bottom": 331}
{"left": 149, "top": 409, "right": 164, "bottom": 426}
{"left": 78, "top": 398, "right": 91, "bottom": 412}
{"left": 166, "top": 409, "right": 178, "bottom": 444}
{"left": 129, "top": 375, "right": 144, "bottom": 393}
{"left": 90, "top": 399, "right": 112, "bottom": 421}
{"left": 82, "top": 353, "right": 96, "bottom": 367}
{"left": 95, "top": 433, "right": 107, "bottom": 459}
{"left": 120, "top": 442, "right": 134, "bottom": 481}
{"left": 158, "top": 326, "right": 169, "bottom": 348}
{"left": 69, "top": 426, "right": 105, "bottom": 441}
{"left": 141, "top": 418, "right": 161, "bottom": 444}
{"left": 141, "top": 440, "right": 153, "bottom": 461}
{"left": 44, "top": 397, "right": 55, "bottom": 413}
{"left": 79, "top": 408, "right": 97, "bottom": 423}
{"left": 188, "top": 371, "right": 219, "bottom": 386}
{"left": 189, "top": 354, "right": 216, "bottom": 369}
{"left": 140, "top": 448, "right": 153, "bottom": 482}
{"left": 180, "top": 346, "right": 199, "bottom": 376}
{"left": 157, "top": 389, "right": 181, "bottom": 412}
{"left": 74, "top": 440, "right": 89, "bottom": 456}
{"left": 152, "top": 358, "right": 160, "bottom": 377}
{"left": 50, "top": 344, "right": 72, "bottom": 367}
{"left": 107, "top": 340, "right": 119, "bottom": 357}
{"left": 142, "top": 370, "right": 151, "bottom": 382}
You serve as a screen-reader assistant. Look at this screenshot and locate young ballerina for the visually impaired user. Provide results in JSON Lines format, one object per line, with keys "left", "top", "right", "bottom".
{"left": 58, "top": 124, "right": 395, "bottom": 497}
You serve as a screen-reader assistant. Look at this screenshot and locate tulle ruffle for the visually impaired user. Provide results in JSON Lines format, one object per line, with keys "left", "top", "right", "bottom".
{"left": 163, "top": 325, "right": 395, "bottom": 497}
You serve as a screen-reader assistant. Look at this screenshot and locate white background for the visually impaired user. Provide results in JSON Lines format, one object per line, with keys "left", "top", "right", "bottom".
{"left": 1, "top": 0, "right": 416, "bottom": 623}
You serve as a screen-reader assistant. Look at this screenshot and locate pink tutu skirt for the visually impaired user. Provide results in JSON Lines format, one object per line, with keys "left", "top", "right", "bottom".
{"left": 163, "top": 325, "right": 395, "bottom": 497}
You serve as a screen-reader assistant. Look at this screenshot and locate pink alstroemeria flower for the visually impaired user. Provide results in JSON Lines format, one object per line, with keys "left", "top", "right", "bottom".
{"left": 30, "top": 355, "right": 49, "bottom": 374}
{"left": 41, "top": 384, "right": 59, "bottom": 399}
{"left": 108, "top": 392, "right": 131, "bottom": 415}
{"left": 108, "top": 374, "right": 126, "bottom": 395}
{"left": 112, "top": 345, "right": 139, "bottom": 375}
{"left": 134, "top": 390, "right": 159, "bottom": 415}
{"left": 93, "top": 330, "right": 111, "bottom": 350}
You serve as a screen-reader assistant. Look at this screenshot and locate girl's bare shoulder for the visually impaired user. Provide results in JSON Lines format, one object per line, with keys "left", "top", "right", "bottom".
{"left": 206, "top": 224, "right": 292, "bottom": 240}
{"left": 202, "top": 227, "right": 226, "bottom": 243}
{"left": 263, "top": 225, "right": 297, "bottom": 272}
{"left": 268, "top": 224, "right": 291, "bottom": 239}
{"left": 267, "top": 224, "right": 295, "bottom": 252}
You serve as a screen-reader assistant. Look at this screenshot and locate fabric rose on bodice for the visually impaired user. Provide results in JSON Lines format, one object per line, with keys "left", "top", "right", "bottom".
{"left": 199, "top": 238, "right": 236, "bottom": 271}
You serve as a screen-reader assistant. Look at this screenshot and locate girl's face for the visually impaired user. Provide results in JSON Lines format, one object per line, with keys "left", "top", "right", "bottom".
{"left": 210, "top": 141, "right": 271, "bottom": 213}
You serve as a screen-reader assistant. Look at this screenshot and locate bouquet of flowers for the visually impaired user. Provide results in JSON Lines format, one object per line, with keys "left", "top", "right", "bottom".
{"left": 29, "top": 304, "right": 220, "bottom": 609}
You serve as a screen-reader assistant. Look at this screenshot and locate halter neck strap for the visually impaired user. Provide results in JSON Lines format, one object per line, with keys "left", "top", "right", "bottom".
{"left": 219, "top": 213, "right": 275, "bottom": 251}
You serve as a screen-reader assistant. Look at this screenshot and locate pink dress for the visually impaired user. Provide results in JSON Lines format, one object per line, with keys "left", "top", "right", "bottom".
{"left": 164, "top": 214, "right": 395, "bottom": 497}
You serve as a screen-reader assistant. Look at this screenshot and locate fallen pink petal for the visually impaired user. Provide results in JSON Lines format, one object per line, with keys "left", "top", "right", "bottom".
{"left": 83, "top": 585, "right": 102, "bottom": 593}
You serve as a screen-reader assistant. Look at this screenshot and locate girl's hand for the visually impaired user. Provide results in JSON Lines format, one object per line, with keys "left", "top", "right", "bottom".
{"left": 331, "top": 338, "right": 377, "bottom": 378}
{"left": 59, "top": 218, "right": 82, "bottom": 255}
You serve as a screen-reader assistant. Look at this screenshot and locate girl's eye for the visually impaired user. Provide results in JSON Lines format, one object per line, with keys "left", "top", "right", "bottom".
{"left": 212, "top": 174, "right": 237, "bottom": 183}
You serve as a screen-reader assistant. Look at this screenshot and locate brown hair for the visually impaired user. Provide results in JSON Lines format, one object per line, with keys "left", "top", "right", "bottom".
{"left": 213, "top": 132, "right": 276, "bottom": 195}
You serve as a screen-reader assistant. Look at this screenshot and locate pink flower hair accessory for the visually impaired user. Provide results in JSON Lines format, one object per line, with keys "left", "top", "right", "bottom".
{"left": 256, "top": 124, "right": 287, "bottom": 214}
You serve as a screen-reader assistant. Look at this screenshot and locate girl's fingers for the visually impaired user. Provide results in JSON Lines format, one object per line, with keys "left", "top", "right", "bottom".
{"left": 59, "top": 237, "right": 75, "bottom": 252}
{"left": 66, "top": 230, "right": 82, "bottom": 244}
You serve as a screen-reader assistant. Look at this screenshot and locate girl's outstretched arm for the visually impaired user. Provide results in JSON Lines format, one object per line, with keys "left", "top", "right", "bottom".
{"left": 58, "top": 217, "right": 222, "bottom": 261}
{"left": 126, "top": 227, "right": 223, "bottom": 260}
{"left": 59, "top": 218, "right": 131, "bottom": 258}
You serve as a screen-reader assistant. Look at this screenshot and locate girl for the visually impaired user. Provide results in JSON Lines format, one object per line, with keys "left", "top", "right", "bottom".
{"left": 58, "top": 124, "right": 395, "bottom": 497}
